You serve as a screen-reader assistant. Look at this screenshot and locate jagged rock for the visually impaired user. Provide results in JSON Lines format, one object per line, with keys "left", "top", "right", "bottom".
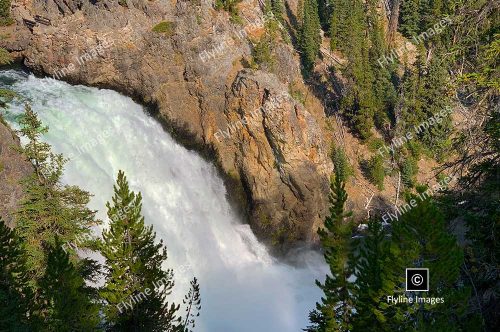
{"left": 3, "top": 0, "right": 332, "bottom": 249}
{"left": 0, "top": 120, "right": 32, "bottom": 227}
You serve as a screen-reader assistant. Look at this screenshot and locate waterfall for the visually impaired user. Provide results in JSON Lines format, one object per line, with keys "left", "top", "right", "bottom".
{"left": 0, "top": 69, "right": 327, "bottom": 332}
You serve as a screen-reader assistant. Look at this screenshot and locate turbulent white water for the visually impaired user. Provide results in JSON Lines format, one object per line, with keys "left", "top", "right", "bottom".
{"left": 0, "top": 69, "right": 327, "bottom": 332}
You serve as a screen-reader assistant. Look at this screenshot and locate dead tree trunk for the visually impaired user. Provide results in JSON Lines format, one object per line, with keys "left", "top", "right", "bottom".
{"left": 388, "top": 0, "right": 401, "bottom": 46}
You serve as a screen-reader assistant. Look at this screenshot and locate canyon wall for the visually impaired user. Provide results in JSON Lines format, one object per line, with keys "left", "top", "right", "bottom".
{"left": 2, "top": 0, "right": 332, "bottom": 249}
{"left": 0, "top": 119, "right": 32, "bottom": 227}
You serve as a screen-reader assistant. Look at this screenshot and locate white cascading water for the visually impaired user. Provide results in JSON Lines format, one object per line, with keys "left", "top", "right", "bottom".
{"left": 0, "top": 69, "right": 328, "bottom": 332}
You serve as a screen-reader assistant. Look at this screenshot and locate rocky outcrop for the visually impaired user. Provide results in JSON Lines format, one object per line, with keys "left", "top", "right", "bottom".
{"left": 0, "top": 119, "right": 32, "bottom": 227}
{"left": 221, "top": 71, "right": 331, "bottom": 244}
{"left": 3, "top": 0, "right": 332, "bottom": 249}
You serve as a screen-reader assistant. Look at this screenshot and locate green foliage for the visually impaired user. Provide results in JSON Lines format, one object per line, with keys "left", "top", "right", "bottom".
{"left": 267, "top": 0, "right": 284, "bottom": 23}
{"left": 37, "top": 240, "right": 100, "bottom": 331}
{"left": 449, "top": 28, "right": 500, "bottom": 327}
{"left": 461, "top": 33, "right": 500, "bottom": 91}
{"left": 100, "top": 170, "right": 184, "bottom": 330}
{"left": 15, "top": 104, "right": 99, "bottom": 282}
{"left": 334, "top": 0, "right": 397, "bottom": 139}
{"left": 398, "top": 0, "right": 450, "bottom": 43}
{"left": 215, "top": 0, "right": 242, "bottom": 23}
{"left": 331, "top": 146, "right": 351, "bottom": 182}
{"left": 400, "top": 155, "right": 418, "bottom": 188}
{"left": 0, "top": 47, "right": 12, "bottom": 65}
{"left": 251, "top": 14, "right": 281, "bottom": 71}
{"left": 252, "top": 35, "right": 275, "bottom": 69}
{"left": 405, "top": 139, "right": 422, "bottom": 159}
{"left": 399, "top": 0, "right": 420, "bottom": 37}
{"left": 0, "top": 88, "right": 17, "bottom": 108}
{"left": 296, "top": 0, "right": 304, "bottom": 25}
{"left": 306, "top": 175, "right": 355, "bottom": 331}
{"left": 329, "top": 0, "right": 350, "bottom": 51}
{"left": 368, "top": 7, "right": 397, "bottom": 130}
{"left": 352, "top": 220, "right": 407, "bottom": 331}
{"left": 288, "top": 82, "right": 306, "bottom": 105}
{"left": 152, "top": 21, "right": 175, "bottom": 36}
{"left": 367, "top": 137, "right": 384, "bottom": 152}
{"left": 0, "top": 218, "right": 31, "bottom": 330}
{"left": 3, "top": 105, "right": 204, "bottom": 331}
{"left": 399, "top": 54, "right": 453, "bottom": 158}
{"left": 316, "top": 0, "right": 331, "bottom": 31}
{"left": 182, "top": 277, "right": 202, "bottom": 332}
{"left": 0, "top": 0, "right": 13, "bottom": 26}
{"left": 118, "top": 0, "right": 128, "bottom": 7}
{"left": 392, "top": 192, "right": 471, "bottom": 330}
{"left": 309, "top": 187, "right": 476, "bottom": 330}
{"left": 299, "top": 0, "right": 321, "bottom": 72}
{"left": 367, "top": 154, "right": 385, "bottom": 190}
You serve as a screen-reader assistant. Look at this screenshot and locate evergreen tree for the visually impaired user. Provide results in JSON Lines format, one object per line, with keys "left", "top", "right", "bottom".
{"left": 329, "top": 0, "right": 398, "bottom": 137}
{"left": 367, "top": 0, "right": 397, "bottom": 129}
{"left": 0, "top": 218, "right": 31, "bottom": 330}
{"left": 331, "top": 146, "right": 351, "bottom": 182}
{"left": 182, "top": 277, "right": 201, "bottom": 332}
{"left": 400, "top": 155, "right": 419, "bottom": 188}
{"left": 392, "top": 191, "right": 472, "bottom": 330}
{"left": 269, "top": 0, "right": 284, "bottom": 22}
{"left": 367, "top": 154, "right": 385, "bottom": 190}
{"left": 15, "top": 105, "right": 98, "bottom": 283}
{"left": 299, "top": 0, "right": 321, "bottom": 72}
{"left": 339, "top": 0, "right": 377, "bottom": 139}
{"left": 297, "top": 0, "right": 304, "bottom": 25}
{"left": 399, "top": 0, "right": 421, "bottom": 37}
{"left": 37, "top": 239, "right": 100, "bottom": 331}
{"left": 100, "top": 170, "right": 184, "bottom": 331}
{"left": 417, "top": 57, "right": 453, "bottom": 157}
{"left": 454, "top": 33, "right": 500, "bottom": 329}
{"left": 352, "top": 220, "right": 407, "bottom": 331}
{"left": 307, "top": 192, "right": 476, "bottom": 330}
{"left": 398, "top": 52, "right": 453, "bottom": 158}
{"left": 329, "top": 0, "right": 350, "bottom": 51}
{"left": 317, "top": 0, "right": 331, "bottom": 31}
{"left": 306, "top": 174, "right": 355, "bottom": 331}
{"left": 253, "top": 1, "right": 282, "bottom": 71}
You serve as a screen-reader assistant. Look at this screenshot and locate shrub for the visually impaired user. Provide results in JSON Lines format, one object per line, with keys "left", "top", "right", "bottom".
{"left": 367, "top": 137, "right": 385, "bottom": 152}
{"left": 252, "top": 35, "right": 275, "bottom": 70}
{"left": 0, "top": 88, "right": 16, "bottom": 108}
{"left": 0, "top": 47, "right": 12, "bottom": 65}
{"left": 331, "top": 146, "right": 352, "bottom": 182}
{"left": 215, "top": 0, "right": 242, "bottom": 23}
{"left": 405, "top": 140, "right": 422, "bottom": 159}
{"left": 288, "top": 83, "right": 306, "bottom": 105}
{"left": 401, "top": 156, "right": 418, "bottom": 188}
{"left": 0, "top": 0, "right": 13, "bottom": 26}
{"left": 118, "top": 0, "right": 128, "bottom": 7}
{"left": 367, "top": 155, "right": 385, "bottom": 190}
{"left": 152, "top": 21, "right": 175, "bottom": 36}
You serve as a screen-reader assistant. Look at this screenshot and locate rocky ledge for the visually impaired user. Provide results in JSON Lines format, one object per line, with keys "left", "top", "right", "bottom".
{"left": 2, "top": 0, "right": 332, "bottom": 250}
{"left": 0, "top": 119, "right": 32, "bottom": 227}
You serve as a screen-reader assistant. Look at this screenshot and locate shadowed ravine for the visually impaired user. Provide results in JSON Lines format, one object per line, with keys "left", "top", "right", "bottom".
{"left": 0, "top": 69, "right": 327, "bottom": 332}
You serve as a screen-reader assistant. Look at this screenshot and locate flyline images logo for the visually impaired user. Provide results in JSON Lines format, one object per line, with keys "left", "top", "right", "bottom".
{"left": 406, "top": 268, "right": 429, "bottom": 292}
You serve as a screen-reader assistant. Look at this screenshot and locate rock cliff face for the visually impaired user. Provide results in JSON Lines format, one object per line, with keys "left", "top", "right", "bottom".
{"left": 0, "top": 119, "right": 32, "bottom": 227}
{"left": 3, "top": 0, "right": 332, "bottom": 249}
